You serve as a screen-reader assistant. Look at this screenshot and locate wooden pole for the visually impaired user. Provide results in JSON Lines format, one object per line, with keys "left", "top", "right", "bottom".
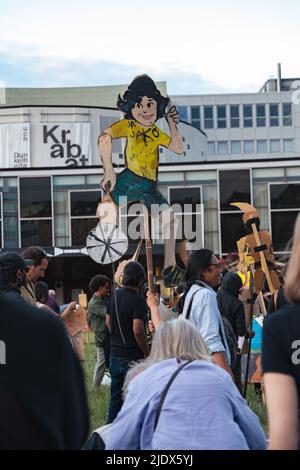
{"left": 250, "top": 221, "right": 275, "bottom": 294}
{"left": 143, "top": 205, "right": 154, "bottom": 294}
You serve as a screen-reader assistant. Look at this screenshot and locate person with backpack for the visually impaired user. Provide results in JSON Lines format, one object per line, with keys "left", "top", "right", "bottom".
{"left": 180, "top": 249, "right": 234, "bottom": 381}
{"left": 217, "top": 272, "right": 249, "bottom": 392}
{"left": 105, "top": 261, "right": 149, "bottom": 423}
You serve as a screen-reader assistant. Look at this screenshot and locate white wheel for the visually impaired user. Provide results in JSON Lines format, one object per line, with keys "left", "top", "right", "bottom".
{"left": 86, "top": 222, "right": 128, "bottom": 264}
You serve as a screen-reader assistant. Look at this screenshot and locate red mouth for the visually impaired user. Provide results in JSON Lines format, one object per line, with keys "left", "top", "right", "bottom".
{"left": 140, "top": 114, "right": 154, "bottom": 120}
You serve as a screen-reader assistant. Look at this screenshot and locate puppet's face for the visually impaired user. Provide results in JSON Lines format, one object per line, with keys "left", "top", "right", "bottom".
{"left": 131, "top": 96, "right": 157, "bottom": 127}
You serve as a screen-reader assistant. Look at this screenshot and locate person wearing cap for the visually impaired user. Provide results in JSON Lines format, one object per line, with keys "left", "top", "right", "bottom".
{"left": 20, "top": 246, "right": 49, "bottom": 305}
{"left": 0, "top": 252, "right": 32, "bottom": 297}
{"left": 106, "top": 261, "right": 149, "bottom": 423}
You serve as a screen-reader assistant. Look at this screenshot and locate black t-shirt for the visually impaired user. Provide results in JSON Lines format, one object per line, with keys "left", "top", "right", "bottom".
{"left": 262, "top": 302, "right": 300, "bottom": 403}
{"left": 0, "top": 292, "right": 89, "bottom": 449}
{"left": 107, "top": 287, "right": 148, "bottom": 360}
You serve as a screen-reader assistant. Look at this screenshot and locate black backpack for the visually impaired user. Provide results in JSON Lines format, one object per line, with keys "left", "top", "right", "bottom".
{"left": 219, "top": 315, "right": 238, "bottom": 369}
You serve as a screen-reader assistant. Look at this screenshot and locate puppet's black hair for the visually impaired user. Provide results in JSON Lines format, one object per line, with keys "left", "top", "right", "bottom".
{"left": 117, "top": 74, "right": 169, "bottom": 120}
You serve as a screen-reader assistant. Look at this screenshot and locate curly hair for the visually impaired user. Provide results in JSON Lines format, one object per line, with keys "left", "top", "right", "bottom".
{"left": 117, "top": 74, "right": 169, "bottom": 120}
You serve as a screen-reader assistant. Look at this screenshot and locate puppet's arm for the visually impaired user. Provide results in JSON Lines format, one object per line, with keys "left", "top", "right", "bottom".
{"left": 98, "top": 128, "right": 116, "bottom": 191}
{"left": 166, "top": 106, "right": 184, "bottom": 155}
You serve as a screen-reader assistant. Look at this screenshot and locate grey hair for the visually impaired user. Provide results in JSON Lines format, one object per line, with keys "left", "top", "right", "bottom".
{"left": 123, "top": 318, "right": 212, "bottom": 396}
{"left": 149, "top": 318, "right": 211, "bottom": 363}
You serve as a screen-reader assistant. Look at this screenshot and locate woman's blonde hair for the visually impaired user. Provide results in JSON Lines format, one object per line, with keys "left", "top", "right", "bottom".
{"left": 123, "top": 318, "right": 211, "bottom": 396}
{"left": 285, "top": 213, "right": 300, "bottom": 302}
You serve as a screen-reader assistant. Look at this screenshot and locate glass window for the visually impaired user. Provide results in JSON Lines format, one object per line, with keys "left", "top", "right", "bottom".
{"left": 71, "top": 218, "right": 99, "bottom": 246}
{"left": 70, "top": 191, "right": 99, "bottom": 217}
{"left": 53, "top": 175, "right": 85, "bottom": 188}
{"left": 178, "top": 106, "right": 188, "bottom": 121}
{"left": 217, "top": 105, "right": 227, "bottom": 128}
{"left": 221, "top": 213, "right": 247, "bottom": 253}
{"left": 191, "top": 106, "right": 200, "bottom": 119}
{"left": 21, "top": 220, "right": 53, "bottom": 247}
{"left": 269, "top": 104, "right": 279, "bottom": 126}
{"left": 243, "top": 140, "right": 254, "bottom": 154}
{"left": 270, "top": 139, "right": 281, "bottom": 153}
{"left": 230, "top": 105, "right": 239, "bottom": 128}
{"left": 256, "top": 104, "right": 266, "bottom": 127}
{"left": 191, "top": 106, "right": 200, "bottom": 129}
{"left": 252, "top": 168, "right": 285, "bottom": 180}
{"left": 20, "top": 177, "right": 52, "bottom": 218}
{"left": 283, "top": 103, "right": 292, "bottom": 126}
{"left": 217, "top": 141, "right": 228, "bottom": 155}
{"left": 169, "top": 187, "right": 202, "bottom": 243}
{"left": 231, "top": 141, "right": 241, "bottom": 155}
{"left": 270, "top": 184, "right": 300, "bottom": 209}
{"left": 207, "top": 142, "right": 215, "bottom": 156}
{"left": 243, "top": 105, "right": 253, "bottom": 127}
{"left": 271, "top": 212, "right": 298, "bottom": 251}
{"left": 219, "top": 170, "right": 251, "bottom": 211}
{"left": 257, "top": 140, "right": 268, "bottom": 154}
{"left": 185, "top": 170, "right": 217, "bottom": 183}
{"left": 204, "top": 106, "right": 214, "bottom": 129}
{"left": 283, "top": 139, "right": 294, "bottom": 153}
{"left": 169, "top": 187, "right": 201, "bottom": 212}
{"left": 54, "top": 215, "right": 69, "bottom": 238}
{"left": 86, "top": 174, "right": 101, "bottom": 188}
{"left": 158, "top": 172, "right": 184, "bottom": 183}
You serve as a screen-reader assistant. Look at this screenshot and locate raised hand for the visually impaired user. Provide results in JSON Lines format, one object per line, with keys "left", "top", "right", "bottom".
{"left": 166, "top": 106, "right": 180, "bottom": 127}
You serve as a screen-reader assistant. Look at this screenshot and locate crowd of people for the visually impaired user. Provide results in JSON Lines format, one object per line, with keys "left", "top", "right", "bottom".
{"left": 1, "top": 211, "right": 300, "bottom": 449}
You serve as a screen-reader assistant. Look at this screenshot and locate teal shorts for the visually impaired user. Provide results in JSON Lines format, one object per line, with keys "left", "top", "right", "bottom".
{"left": 111, "top": 169, "right": 169, "bottom": 211}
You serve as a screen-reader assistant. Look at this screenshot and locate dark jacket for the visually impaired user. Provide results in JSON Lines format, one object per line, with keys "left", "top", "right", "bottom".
{"left": 0, "top": 292, "right": 89, "bottom": 449}
{"left": 88, "top": 295, "right": 109, "bottom": 347}
{"left": 217, "top": 272, "right": 247, "bottom": 338}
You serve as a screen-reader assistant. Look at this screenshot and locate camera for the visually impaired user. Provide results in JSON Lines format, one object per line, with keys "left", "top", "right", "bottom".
{"left": 142, "top": 282, "right": 161, "bottom": 299}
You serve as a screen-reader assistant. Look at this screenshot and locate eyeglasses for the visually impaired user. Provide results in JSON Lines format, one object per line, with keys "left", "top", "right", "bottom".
{"left": 210, "top": 263, "right": 221, "bottom": 269}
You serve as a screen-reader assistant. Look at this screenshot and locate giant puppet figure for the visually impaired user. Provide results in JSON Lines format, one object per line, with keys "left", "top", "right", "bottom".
{"left": 97, "top": 75, "right": 184, "bottom": 287}
{"left": 232, "top": 202, "right": 281, "bottom": 398}
{"left": 231, "top": 203, "right": 281, "bottom": 295}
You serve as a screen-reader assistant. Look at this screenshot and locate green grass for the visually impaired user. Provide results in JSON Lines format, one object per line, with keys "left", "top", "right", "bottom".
{"left": 83, "top": 334, "right": 110, "bottom": 432}
{"left": 83, "top": 335, "right": 268, "bottom": 436}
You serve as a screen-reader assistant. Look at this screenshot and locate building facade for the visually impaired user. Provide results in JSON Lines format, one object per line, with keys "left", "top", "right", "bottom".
{"left": 0, "top": 73, "right": 299, "bottom": 300}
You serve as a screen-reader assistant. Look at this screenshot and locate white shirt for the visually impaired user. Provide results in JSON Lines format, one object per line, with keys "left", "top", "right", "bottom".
{"left": 182, "top": 282, "right": 231, "bottom": 365}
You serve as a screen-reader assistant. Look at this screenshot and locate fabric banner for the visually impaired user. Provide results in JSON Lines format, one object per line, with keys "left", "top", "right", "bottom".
{"left": 42, "top": 122, "right": 91, "bottom": 167}
{"left": 0, "top": 123, "right": 30, "bottom": 168}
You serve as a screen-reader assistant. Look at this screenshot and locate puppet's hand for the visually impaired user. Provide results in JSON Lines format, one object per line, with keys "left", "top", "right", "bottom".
{"left": 166, "top": 106, "right": 180, "bottom": 126}
{"left": 101, "top": 170, "right": 116, "bottom": 192}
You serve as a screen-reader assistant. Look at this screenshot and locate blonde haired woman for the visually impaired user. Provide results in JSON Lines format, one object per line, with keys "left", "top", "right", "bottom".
{"left": 263, "top": 214, "right": 300, "bottom": 449}
{"left": 106, "top": 314, "right": 266, "bottom": 450}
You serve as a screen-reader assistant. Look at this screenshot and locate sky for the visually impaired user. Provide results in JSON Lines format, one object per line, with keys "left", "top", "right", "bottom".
{"left": 0, "top": 0, "right": 299, "bottom": 95}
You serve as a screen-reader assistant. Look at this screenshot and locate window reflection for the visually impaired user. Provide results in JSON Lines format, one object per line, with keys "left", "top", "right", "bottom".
{"left": 20, "top": 177, "right": 52, "bottom": 218}
{"left": 21, "top": 220, "right": 52, "bottom": 247}
{"left": 270, "top": 184, "right": 300, "bottom": 209}
{"left": 271, "top": 212, "right": 298, "bottom": 251}
{"left": 219, "top": 170, "right": 251, "bottom": 211}
{"left": 71, "top": 218, "right": 99, "bottom": 246}
{"left": 70, "top": 191, "right": 99, "bottom": 217}
{"left": 221, "top": 213, "right": 247, "bottom": 253}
